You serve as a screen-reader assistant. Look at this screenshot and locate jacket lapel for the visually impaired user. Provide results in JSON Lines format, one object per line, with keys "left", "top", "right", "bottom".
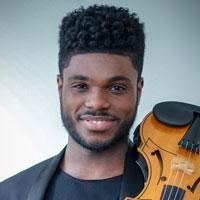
{"left": 119, "top": 144, "right": 145, "bottom": 200}
{"left": 27, "top": 147, "right": 66, "bottom": 200}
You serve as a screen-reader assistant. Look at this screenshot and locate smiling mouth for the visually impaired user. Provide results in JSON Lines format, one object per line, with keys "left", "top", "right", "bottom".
{"left": 79, "top": 115, "right": 118, "bottom": 132}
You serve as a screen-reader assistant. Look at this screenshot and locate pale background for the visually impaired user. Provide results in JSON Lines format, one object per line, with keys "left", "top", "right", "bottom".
{"left": 0, "top": 0, "right": 199, "bottom": 181}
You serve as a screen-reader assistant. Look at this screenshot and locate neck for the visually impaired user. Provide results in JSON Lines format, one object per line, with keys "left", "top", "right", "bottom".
{"left": 61, "top": 137, "right": 129, "bottom": 180}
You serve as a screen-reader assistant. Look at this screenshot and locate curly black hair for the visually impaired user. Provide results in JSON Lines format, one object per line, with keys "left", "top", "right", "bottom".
{"left": 59, "top": 5, "right": 145, "bottom": 77}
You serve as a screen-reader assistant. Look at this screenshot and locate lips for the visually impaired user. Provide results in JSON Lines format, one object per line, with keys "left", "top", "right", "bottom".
{"left": 79, "top": 115, "right": 117, "bottom": 132}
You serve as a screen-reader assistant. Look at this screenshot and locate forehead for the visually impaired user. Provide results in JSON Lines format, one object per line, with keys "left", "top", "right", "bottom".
{"left": 63, "top": 53, "right": 138, "bottom": 81}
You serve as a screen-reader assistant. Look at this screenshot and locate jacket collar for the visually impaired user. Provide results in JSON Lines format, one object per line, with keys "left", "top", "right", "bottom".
{"left": 27, "top": 147, "right": 66, "bottom": 200}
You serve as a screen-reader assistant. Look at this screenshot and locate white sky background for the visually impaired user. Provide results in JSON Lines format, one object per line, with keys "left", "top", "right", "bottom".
{"left": 0, "top": 0, "right": 200, "bottom": 181}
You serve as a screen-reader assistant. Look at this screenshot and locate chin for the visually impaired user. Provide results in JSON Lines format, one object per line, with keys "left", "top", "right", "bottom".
{"left": 75, "top": 132, "right": 128, "bottom": 152}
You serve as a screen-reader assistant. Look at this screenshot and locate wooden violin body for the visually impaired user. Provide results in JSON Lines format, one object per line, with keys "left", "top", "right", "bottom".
{"left": 127, "top": 102, "right": 200, "bottom": 200}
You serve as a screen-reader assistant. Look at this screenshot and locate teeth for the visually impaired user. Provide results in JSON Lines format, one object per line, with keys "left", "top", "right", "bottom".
{"left": 92, "top": 120, "right": 104, "bottom": 125}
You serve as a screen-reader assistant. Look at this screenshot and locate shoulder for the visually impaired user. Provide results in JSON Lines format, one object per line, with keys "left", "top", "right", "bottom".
{"left": 0, "top": 156, "right": 53, "bottom": 200}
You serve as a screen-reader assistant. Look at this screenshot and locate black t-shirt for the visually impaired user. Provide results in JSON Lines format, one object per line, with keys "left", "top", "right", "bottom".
{"left": 45, "top": 168, "right": 122, "bottom": 200}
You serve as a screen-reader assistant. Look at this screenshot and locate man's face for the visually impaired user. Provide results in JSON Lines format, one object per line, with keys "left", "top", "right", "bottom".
{"left": 57, "top": 53, "right": 143, "bottom": 151}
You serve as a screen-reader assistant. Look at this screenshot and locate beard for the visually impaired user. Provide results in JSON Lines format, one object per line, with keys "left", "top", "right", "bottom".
{"left": 60, "top": 100, "right": 138, "bottom": 152}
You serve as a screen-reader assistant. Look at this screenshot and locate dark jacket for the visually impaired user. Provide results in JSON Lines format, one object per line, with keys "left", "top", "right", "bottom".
{"left": 0, "top": 145, "right": 146, "bottom": 200}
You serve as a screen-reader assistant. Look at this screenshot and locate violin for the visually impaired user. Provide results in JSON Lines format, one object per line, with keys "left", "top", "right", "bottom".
{"left": 128, "top": 101, "right": 200, "bottom": 200}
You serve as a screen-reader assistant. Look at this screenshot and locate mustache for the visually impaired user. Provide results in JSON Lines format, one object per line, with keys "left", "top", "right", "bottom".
{"left": 77, "top": 110, "right": 119, "bottom": 120}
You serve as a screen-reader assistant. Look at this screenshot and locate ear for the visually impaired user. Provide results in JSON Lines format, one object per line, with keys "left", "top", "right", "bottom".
{"left": 57, "top": 74, "right": 63, "bottom": 98}
{"left": 137, "top": 77, "right": 144, "bottom": 103}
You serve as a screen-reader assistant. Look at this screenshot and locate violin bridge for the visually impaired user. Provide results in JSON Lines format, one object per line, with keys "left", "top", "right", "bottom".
{"left": 171, "top": 157, "right": 195, "bottom": 175}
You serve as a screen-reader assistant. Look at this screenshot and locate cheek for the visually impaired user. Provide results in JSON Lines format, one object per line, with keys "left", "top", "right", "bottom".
{"left": 61, "top": 90, "right": 72, "bottom": 112}
{"left": 113, "top": 85, "right": 138, "bottom": 113}
{"left": 114, "top": 96, "right": 137, "bottom": 116}
{"left": 61, "top": 91, "right": 83, "bottom": 115}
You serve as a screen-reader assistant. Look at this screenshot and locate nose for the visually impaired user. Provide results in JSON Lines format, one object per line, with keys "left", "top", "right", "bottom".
{"left": 84, "top": 88, "right": 110, "bottom": 110}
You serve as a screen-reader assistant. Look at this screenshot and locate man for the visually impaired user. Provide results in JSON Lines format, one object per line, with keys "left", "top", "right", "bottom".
{"left": 0, "top": 5, "right": 146, "bottom": 200}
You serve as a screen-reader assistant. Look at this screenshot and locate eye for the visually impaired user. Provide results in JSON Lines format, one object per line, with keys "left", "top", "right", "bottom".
{"left": 109, "top": 84, "right": 127, "bottom": 94}
{"left": 71, "top": 83, "right": 88, "bottom": 91}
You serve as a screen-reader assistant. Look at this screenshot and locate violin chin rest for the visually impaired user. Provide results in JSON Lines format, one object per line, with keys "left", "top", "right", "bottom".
{"left": 152, "top": 101, "right": 198, "bottom": 127}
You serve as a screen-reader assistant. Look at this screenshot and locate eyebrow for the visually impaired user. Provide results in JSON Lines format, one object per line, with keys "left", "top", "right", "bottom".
{"left": 68, "top": 75, "right": 131, "bottom": 82}
{"left": 108, "top": 76, "right": 131, "bottom": 83}
{"left": 68, "top": 75, "right": 89, "bottom": 81}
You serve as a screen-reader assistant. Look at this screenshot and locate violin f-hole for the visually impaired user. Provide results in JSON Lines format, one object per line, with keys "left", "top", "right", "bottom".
{"left": 188, "top": 177, "right": 200, "bottom": 193}
{"left": 151, "top": 149, "right": 164, "bottom": 185}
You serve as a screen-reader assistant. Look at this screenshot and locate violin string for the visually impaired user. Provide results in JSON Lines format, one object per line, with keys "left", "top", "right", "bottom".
{"left": 166, "top": 166, "right": 180, "bottom": 200}
{"left": 165, "top": 141, "right": 190, "bottom": 200}
{"left": 166, "top": 142, "right": 187, "bottom": 200}
{"left": 173, "top": 145, "right": 193, "bottom": 200}
{"left": 173, "top": 173, "right": 185, "bottom": 200}
{"left": 160, "top": 168, "right": 173, "bottom": 200}
{"left": 161, "top": 158, "right": 181, "bottom": 200}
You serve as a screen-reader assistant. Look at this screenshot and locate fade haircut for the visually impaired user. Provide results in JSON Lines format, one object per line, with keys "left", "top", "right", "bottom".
{"left": 59, "top": 4, "right": 145, "bottom": 78}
